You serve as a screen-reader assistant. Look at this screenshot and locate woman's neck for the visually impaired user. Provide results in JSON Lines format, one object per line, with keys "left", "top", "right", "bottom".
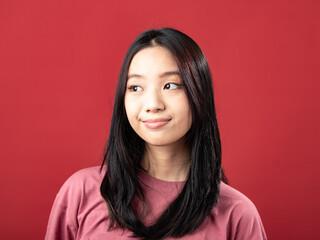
{"left": 141, "top": 140, "right": 190, "bottom": 182}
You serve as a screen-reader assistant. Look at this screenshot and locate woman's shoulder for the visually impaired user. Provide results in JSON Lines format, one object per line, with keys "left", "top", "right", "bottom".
{"left": 213, "top": 182, "right": 267, "bottom": 239}
{"left": 65, "top": 166, "right": 104, "bottom": 181}
{"left": 48, "top": 166, "right": 106, "bottom": 222}
{"left": 45, "top": 166, "right": 108, "bottom": 239}
{"left": 56, "top": 166, "right": 105, "bottom": 197}
{"left": 216, "top": 182, "right": 262, "bottom": 219}
{"left": 219, "top": 182, "right": 258, "bottom": 210}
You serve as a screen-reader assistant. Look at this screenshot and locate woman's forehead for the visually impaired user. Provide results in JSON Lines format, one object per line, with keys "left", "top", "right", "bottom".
{"left": 128, "top": 46, "right": 179, "bottom": 76}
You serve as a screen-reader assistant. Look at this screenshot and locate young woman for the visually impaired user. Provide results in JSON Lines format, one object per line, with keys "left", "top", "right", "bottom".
{"left": 45, "top": 28, "right": 267, "bottom": 239}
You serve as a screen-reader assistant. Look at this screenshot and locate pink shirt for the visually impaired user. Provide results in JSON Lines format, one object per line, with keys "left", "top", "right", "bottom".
{"left": 45, "top": 167, "right": 267, "bottom": 239}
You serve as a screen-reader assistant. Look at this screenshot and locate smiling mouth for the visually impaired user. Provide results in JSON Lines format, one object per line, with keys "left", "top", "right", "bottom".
{"left": 143, "top": 118, "right": 171, "bottom": 129}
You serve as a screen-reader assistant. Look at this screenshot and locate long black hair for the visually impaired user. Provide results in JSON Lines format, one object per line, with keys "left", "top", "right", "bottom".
{"left": 101, "top": 28, "right": 223, "bottom": 239}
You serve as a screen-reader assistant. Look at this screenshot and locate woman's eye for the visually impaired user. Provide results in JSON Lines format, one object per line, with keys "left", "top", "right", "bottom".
{"left": 129, "top": 86, "right": 143, "bottom": 92}
{"left": 164, "top": 83, "right": 180, "bottom": 90}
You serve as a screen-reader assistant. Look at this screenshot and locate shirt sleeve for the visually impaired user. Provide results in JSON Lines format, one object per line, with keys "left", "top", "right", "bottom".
{"left": 233, "top": 200, "right": 267, "bottom": 240}
{"left": 45, "top": 174, "right": 82, "bottom": 240}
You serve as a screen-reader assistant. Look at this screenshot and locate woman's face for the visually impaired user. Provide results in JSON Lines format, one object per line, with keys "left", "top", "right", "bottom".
{"left": 124, "top": 46, "right": 192, "bottom": 147}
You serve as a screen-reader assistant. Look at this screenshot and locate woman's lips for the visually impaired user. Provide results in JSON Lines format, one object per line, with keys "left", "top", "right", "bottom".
{"left": 143, "top": 118, "right": 170, "bottom": 129}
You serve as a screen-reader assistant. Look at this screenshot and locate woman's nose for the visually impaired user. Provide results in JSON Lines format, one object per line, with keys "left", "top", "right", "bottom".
{"left": 144, "top": 89, "right": 165, "bottom": 113}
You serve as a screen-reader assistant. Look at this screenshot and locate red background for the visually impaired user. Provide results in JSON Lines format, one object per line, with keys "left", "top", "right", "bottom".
{"left": 0, "top": 0, "right": 319, "bottom": 239}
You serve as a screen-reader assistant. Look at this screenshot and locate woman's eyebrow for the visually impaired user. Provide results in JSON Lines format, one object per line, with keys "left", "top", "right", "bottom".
{"left": 127, "top": 74, "right": 144, "bottom": 80}
{"left": 127, "top": 71, "right": 180, "bottom": 80}
{"left": 159, "top": 71, "right": 180, "bottom": 78}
